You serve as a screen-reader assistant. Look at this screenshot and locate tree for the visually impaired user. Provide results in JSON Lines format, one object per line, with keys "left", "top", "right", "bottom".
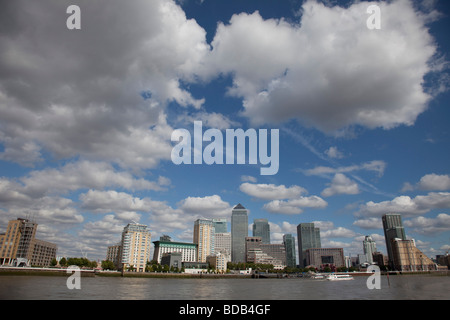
{"left": 59, "top": 257, "right": 67, "bottom": 267}
{"left": 101, "top": 260, "right": 115, "bottom": 270}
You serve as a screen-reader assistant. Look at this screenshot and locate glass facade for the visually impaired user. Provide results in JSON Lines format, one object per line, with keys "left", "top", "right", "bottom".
{"left": 231, "top": 203, "right": 248, "bottom": 263}
{"left": 297, "top": 223, "right": 321, "bottom": 268}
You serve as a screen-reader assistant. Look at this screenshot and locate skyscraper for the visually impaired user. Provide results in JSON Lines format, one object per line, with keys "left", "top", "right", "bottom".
{"left": 193, "top": 219, "right": 215, "bottom": 262}
{"left": 283, "top": 234, "right": 297, "bottom": 268}
{"left": 363, "top": 235, "right": 377, "bottom": 264}
{"left": 213, "top": 218, "right": 228, "bottom": 233}
{"left": 231, "top": 203, "right": 248, "bottom": 263}
{"left": 297, "top": 223, "right": 321, "bottom": 268}
{"left": 120, "top": 222, "right": 152, "bottom": 272}
{"left": 382, "top": 213, "right": 406, "bottom": 268}
{"left": 252, "top": 218, "right": 270, "bottom": 244}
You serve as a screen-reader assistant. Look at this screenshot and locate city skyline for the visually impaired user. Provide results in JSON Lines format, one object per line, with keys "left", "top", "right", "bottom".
{"left": 0, "top": 0, "right": 449, "bottom": 263}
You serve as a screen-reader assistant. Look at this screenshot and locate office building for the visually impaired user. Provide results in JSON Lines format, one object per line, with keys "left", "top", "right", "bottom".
{"left": 213, "top": 218, "right": 228, "bottom": 233}
{"left": 245, "top": 236, "right": 286, "bottom": 268}
{"left": 207, "top": 250, "right": 230, "bottom": 272}
{"left": 153, "top": 240, "right": 197, "bottom": 264}
{"left": 306, "top": 248, "right": 345, "bottom": 269}
{"left": 215, "top": 232, "right": 231, "bottom": 255}
{"left": 253, "top": 219, "right": 270, "bottom": 244}
{"left": 193, "top": 219, "right": 215, "bottom": 262}
{"left": 30, "top": 239, "right": 57, "bottom": 267}
{"left": 363, "top": 235, "right": 377, "bottom": 264}
{"left": 231, "top": 203, "right": 248, "bottom": 263}
{"left": 120, "top": 222, "right": 152, "bottom": 272}
{"left": 382, "top": 213, "right": 406, "bottom": 268}
{"left": 161, "top": 252, "right": 182, "bottom": 270}
{"left": 106, "top": 244, "right": 121, "bottom": 269}
{"left": 391, "top": 239, "right": 436, "bottom": 271}
{"left": 283, "top": 234, "right": 297, "bottom": 268}
{"left": 0, "top": 218, "right": 57, "bottom": 267}
{"left": 297, "top": 223, "right": 321, "bottom": 268}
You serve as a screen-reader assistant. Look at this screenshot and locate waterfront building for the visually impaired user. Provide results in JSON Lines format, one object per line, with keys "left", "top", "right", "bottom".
{"left": 231, "top": 203, "right": 248, "bottom": 263}
{"left": 391, "top": 238, "right": 436, "bottom": 271}
{"left": 297, "top": 223, "right": 321, "bottom": 268}
{"left": 306, "top": 248, "right": 345, "bottom": 269}
{"left": 193, "top": 219, "right": 215, "bottom": 262}
{"left": 153, "top": 240, "right": 197, "bottom": 264}
{"left": 372, "top": 251, "right": 387, "bottom": 267}
{"left": 253, "top": 219, "right": 270, "bottom": 244}
{"left": 215, "top": 232, "right": 231, "bottom": 255}
{"left": 363, "top": 235, "right": 377, "bottom": 264}
{"left": 30, "top": 239, "right": 58, "bottom": 267}
{"left": 207, "top": 249, "right": 230, "bottom": 272}
{"left": 245, "top": 236, "right": 286, "bottom": 268}
{"left": 106, "top": 244, "right": 121, "bottom": 269}
{"left": 161, "top": 252, "right": 182, "bottom": 270}
{"left": 120, "top": 222, "right": 152, "bottom": 272}
{"left": 382, "top": 213, "right": 406, "bottom": 268}
{"left": 0, "top": 218, "right": 57, "bottom": 267}
{"left": 283, "top": 234, "right": 297, "bottom": 268}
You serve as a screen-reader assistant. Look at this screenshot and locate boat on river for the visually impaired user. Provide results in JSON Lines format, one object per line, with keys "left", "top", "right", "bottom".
{"left": 326, "top": 273, "right": 354, "bottom": 281}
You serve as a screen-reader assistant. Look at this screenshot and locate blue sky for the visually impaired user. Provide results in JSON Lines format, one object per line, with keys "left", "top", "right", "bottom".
{"left": 0, "top": 0, "right": 449, "bottom": 262}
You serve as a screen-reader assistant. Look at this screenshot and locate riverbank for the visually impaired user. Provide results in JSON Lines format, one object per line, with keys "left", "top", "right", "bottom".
{"left": 1, "top": 266, "right": 448, "bottom": 279}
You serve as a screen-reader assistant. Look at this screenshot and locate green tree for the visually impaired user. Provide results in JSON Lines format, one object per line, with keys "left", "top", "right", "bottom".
{"left": 102, "top": 260, "right": 115, "bottom": 270}
{"left": 59, "top": 257, "right": 67, "bottom": 267}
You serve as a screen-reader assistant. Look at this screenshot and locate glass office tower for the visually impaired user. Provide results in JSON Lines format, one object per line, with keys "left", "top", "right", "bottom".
{"left": 231, "top": 203, "right": 248, "bottom": 263}
{"left": 297, "top": 223, "right": 321, "bottom": 268}
{"left": 283, "top": 234, "right": 297, "bottom": 268}
{"left": 253, "top": 218, "right": 270, "bottom": 244}
{"left": 382, "top": 213, "right": 406, "bottom": 268}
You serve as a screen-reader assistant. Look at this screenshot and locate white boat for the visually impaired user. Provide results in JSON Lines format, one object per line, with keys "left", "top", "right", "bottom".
{"left": 311, "top": 274, "right": 325, "bottom": 279}
{"left": 326, "top": 274, "right": 354, "bottom": 281}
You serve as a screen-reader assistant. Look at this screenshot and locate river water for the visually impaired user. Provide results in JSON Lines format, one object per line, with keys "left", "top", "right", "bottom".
{"left": 0, "top": 274, "right": 449, "bottom": 300}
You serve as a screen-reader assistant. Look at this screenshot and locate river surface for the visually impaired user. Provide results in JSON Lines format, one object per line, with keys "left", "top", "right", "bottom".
{"left": 0, "top": 275, "right": 449, "bottom": 300}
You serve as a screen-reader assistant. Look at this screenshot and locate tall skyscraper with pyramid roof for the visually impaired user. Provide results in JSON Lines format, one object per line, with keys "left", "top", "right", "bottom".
{"left": 231, "top": 203, "right": 248, "bottom": 263}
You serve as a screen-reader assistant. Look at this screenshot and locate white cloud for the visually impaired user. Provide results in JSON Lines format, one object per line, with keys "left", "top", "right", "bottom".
{"left": 352, "top": 217, "right": 383, "bottom": 230}
{"left": 177, "top": 195, "right": 232, "bottom": 217}
{"left": 356, "top": 192, "right": 450, "bottom": 217}
{"left": 417, "top": 173, "right": 450, "bottom": 191}
{"left": 325, "top": 146, "right": 344, "bottom": 159}
{"left": 239, "top": 182, "right": 307, "bottom": 200}
{"left": 241, "top": 175, "right": 257, "bottom": 183}
{"left": 321, "top": 173, "right": 360, "bottom": 197}
{"left": 201, "top": 0, "right": 441, "bottom": 133}
{"left": 0, "top": 0, "right": 209, "bottom": 169}
{"left": 263, "top": 196, "right": 327, "bottom": 215}
{"left": 304, "top": 160, "right": 387, "bottom": 177}
{"left": 404, "top": 213, "right": 450, "bottom": 235}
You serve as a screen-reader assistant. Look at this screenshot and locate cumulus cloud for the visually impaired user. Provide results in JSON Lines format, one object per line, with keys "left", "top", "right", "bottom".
{"left": 263, "top": 196, "right": 327, "bottom": 215}
{"left": 403, "top": 213, "right": 450, "bottom": 235}
{"left": 356, "top": 192, "right": 450, "bottom": 217}
{"left": 0, "top": 0, "right": 209, "bottom": 169}
{"left": 417, "top": 174, "right": 450, "bottom": 190}
{"left": 239, "top": 182, "right": 307, "bottom": 200}
{"left": 201, "top": 0, "right": 441, "bottom": 133}
{"left": 321, "top": 173, "right": 360, "bottom": 197}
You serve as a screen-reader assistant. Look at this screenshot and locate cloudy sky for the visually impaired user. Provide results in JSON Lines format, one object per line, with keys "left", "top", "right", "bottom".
{"left": 0, "top": 0, "right": 449, "bottom": 262}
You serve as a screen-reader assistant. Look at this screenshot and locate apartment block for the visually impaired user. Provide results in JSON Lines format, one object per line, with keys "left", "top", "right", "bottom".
{"left": 120, "top": 222, "right": 152, "bottom": 272}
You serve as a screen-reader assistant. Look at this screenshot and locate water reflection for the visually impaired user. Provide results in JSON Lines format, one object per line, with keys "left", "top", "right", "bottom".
{"left": 0, "top": 275, "right": 449, "bottom": 300}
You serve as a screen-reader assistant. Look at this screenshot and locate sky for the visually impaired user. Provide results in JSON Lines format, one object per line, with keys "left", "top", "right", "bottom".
{"left": 0, "top": 0, "right": 449, "bottom": 263}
